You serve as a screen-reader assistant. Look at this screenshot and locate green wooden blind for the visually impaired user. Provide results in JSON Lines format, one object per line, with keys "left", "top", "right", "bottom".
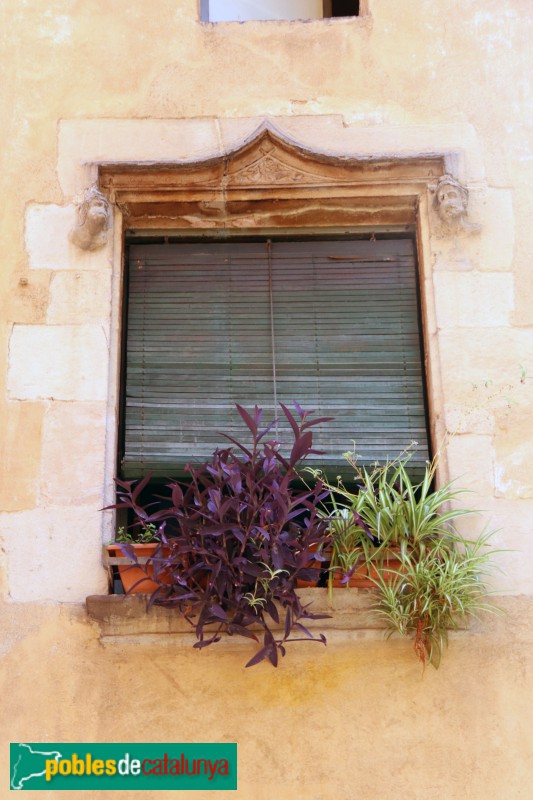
{"left": 123, "top": 239, "right": 429, "bottom": 479}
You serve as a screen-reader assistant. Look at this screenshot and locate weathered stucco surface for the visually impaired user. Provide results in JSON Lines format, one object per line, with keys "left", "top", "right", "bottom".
{"left": 1, "top": 0, "right": 532, "bottom": 797}
{"left": 1, "top": 597, "right": 532, "bottom": 799}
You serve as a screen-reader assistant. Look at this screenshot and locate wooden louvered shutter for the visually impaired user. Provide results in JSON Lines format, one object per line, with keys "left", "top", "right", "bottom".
{"left": 122, "top": 238, "right": 429, "bottom": 479}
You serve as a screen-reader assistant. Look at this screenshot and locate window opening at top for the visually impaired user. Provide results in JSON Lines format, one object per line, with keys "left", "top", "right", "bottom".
{"left": 202, "top": 1, "right": 360, "bottom": 23}
{"left": 328, "top": 0, "right": 360, "bottom": 17}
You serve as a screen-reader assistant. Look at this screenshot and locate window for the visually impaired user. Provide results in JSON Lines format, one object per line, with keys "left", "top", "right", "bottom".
{"left": 201, "top": 0, "right": 360, "bottom": 23}
{"left": 121, "top": 236, "right": 429, "bottom": 481}
{"left": 99, "top": 123, "right": 444, "bottom": 487}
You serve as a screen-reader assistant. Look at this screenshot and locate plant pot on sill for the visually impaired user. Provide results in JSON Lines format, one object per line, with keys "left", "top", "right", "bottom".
{"left": 330, "top": 547, "right": 404, "bottom": 589}
{"left": 106, "top": 543, "right": 172, "bottom": 594}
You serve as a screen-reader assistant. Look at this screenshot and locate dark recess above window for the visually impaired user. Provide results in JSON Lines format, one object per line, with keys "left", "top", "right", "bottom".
{"left": 329, "top": 0, "right": 360, "bottom": 17}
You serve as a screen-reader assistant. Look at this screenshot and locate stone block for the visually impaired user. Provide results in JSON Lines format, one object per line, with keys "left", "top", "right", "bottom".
{"left": 512, "top": 258, "right": 533, "bottom": 327}
{"left": 0, "top": 402, "right": 44, "bottom": 512}
{"left": 86, "top": 588, "right": 381, "bottom": 639}
{"left": 7, "top": 324, "right": 109, "bottom": 402}
{"left": 464, "top": 189, "right": 514, "bottom": 271}
{"left": 443, "top": 403, "right": 495, "bottom": 436}
{"left": 493, "top": 410, "right": 533, "bottom": 499}
{"left": 475, "top": 499, "right": 533, "bottom": 595}
{"left": 433, "top": 272, "right": 514, "bottom": 329}
{"left": 58, "top": 118, "right": 221, "bottom": 195}
{"left": 1, "top": 507, "right": 108, "bottom": 602}
{"left": 25, "top": 204, "right": 112, "bottom": 271}
{"left": 437, "top": 329, "right": 533, "bottom": 397}
{"left": 280, "top": 117, "right": 484, "bottom": 181}
{"left": 432, "top": 189, "right": 514, "bottom": 272}
{"left": 444, "top": 434, "right": 495, "bottom": 497}
{"left": 8, "top": 271, "right": 50, "bottom": 324}
{"left": 0, "top": 556, "right": 6, "bottom": 599}
{"left": 40, "top": 402, "right": 107, "bottom": 506}
{"left": 47, "top": 271, "right": 112, "bottom": 324}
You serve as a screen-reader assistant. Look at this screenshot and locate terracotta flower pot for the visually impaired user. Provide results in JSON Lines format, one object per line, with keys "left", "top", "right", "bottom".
{"left": 331, "top": 547, "right": 404, "bottom": 589}
{"left": 107, "top": 543, "right": 172, "bottom": 594}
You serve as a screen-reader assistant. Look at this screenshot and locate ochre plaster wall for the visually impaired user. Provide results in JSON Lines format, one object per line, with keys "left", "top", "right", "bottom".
{"left": 1, "top": 1, "right": 532, "bottom": 797}
{"left": 1, "top": 598, "right": 532, "bottom": 799}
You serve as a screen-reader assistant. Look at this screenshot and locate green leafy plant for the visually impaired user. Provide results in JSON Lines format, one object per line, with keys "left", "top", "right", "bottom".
{"left": 337, "top": 450, "right": 472, "bottom": 549}
{"left": 320, "top": 500, "right": 376, "bottom": 598}
{"left": 312, "top": 450, "right": 472, "bottom": 593}
{"left": 115, "top": 522, "right": 159, "bottom": 544}
{"left": 372, "top": 534, "right": 501, "bottom": 667}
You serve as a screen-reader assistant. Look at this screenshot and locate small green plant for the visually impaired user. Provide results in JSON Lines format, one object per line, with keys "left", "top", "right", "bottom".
{"left": 321, "top": 501, "right": 375, "bottom": 599}
{"left": 372, "top": 533, "right": 501, "bottom": 667}
{"left": 244, "top": 564, "right": 290, "bottom": 610}
{"left": 116, "top": 523, "right": 159, "bottom": 544}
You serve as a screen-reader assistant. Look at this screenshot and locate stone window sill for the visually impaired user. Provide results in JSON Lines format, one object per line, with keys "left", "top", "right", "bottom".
{"left": 86, "top": 589, "right": 391, "bottom": 646}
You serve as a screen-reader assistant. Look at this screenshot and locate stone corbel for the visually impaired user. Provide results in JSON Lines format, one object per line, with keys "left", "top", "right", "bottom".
{"left": 69, "top": 186, "right": 112, "bottom": 251}
{"left": 429, "top": 174, "right": 481, "bottom": 237}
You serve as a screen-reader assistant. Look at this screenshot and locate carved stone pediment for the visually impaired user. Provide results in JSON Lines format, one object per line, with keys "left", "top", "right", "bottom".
{"left": 98, "top": 120, "right": 446, "bottom": 230}
{"left": 230, "top": 151, "right": 332, "bottom": 186}
{"left": 219, "top": 130, "right": 336, "bottom": 186}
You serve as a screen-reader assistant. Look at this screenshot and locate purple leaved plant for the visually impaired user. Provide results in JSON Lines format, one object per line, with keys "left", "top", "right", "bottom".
{"left": 109, "top": 402, "right": 333, "bottom": 667}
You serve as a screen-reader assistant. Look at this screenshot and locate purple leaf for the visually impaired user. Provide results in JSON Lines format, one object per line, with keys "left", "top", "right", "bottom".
{"left": 284, "top": 608, "right": 291, "bottom": 639}
{"left": 279, "top": 402, "right": 300, "bottom": 437}
{"left": 219, "top": 432, "right": 253, "bottom": 458}
{"left": 292, "top": 400, "right": 305, "bottom": 418}
{"left": 235, "top": 404, "right": 258, "bottom": 436}
{"left": 209, "top": 603, "right": 227, "bottom": 621}
{"left": 108, "top": 400, "right": 331, "bottom": 668}
{"left": 193, "top": 636, "right": 221, "bottom": 649}
{"left": 294, "top": 621, "right": 314, "bottom": 638}
{"left": 226, "top": 625, "right": 259, "bottom": 641}
{"left": 264, "top": 598, "right": 279, "bottom": 623}
{"left": 267, "top": 644, "right": 279, "bottom": 667}
{"left": 245, "top": 646, "right": 270, "bottom": 668}
{"left": 353, "top": 510, "right": 375, "bottom": 540}
{"left": 257, "top": 418, "right": 277, "bottom": 442}
{"left": 290, "top": 431, "right": 313, "bottom": 465}
{"left": 301, "top": 415, "right": 334, "bottom": 430}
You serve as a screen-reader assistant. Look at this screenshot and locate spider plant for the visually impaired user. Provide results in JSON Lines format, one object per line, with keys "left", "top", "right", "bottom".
{"left": 332, "top": 451, "right": 474, "bottom": 551}
{"left": 322, "top": 497, "right": 376, "bottom": 599}
{"left": 372, "top": 533, "right": 501, "bottom": 667}
{"left": 315, "top": 448, "right": 486, "bottom": 601}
